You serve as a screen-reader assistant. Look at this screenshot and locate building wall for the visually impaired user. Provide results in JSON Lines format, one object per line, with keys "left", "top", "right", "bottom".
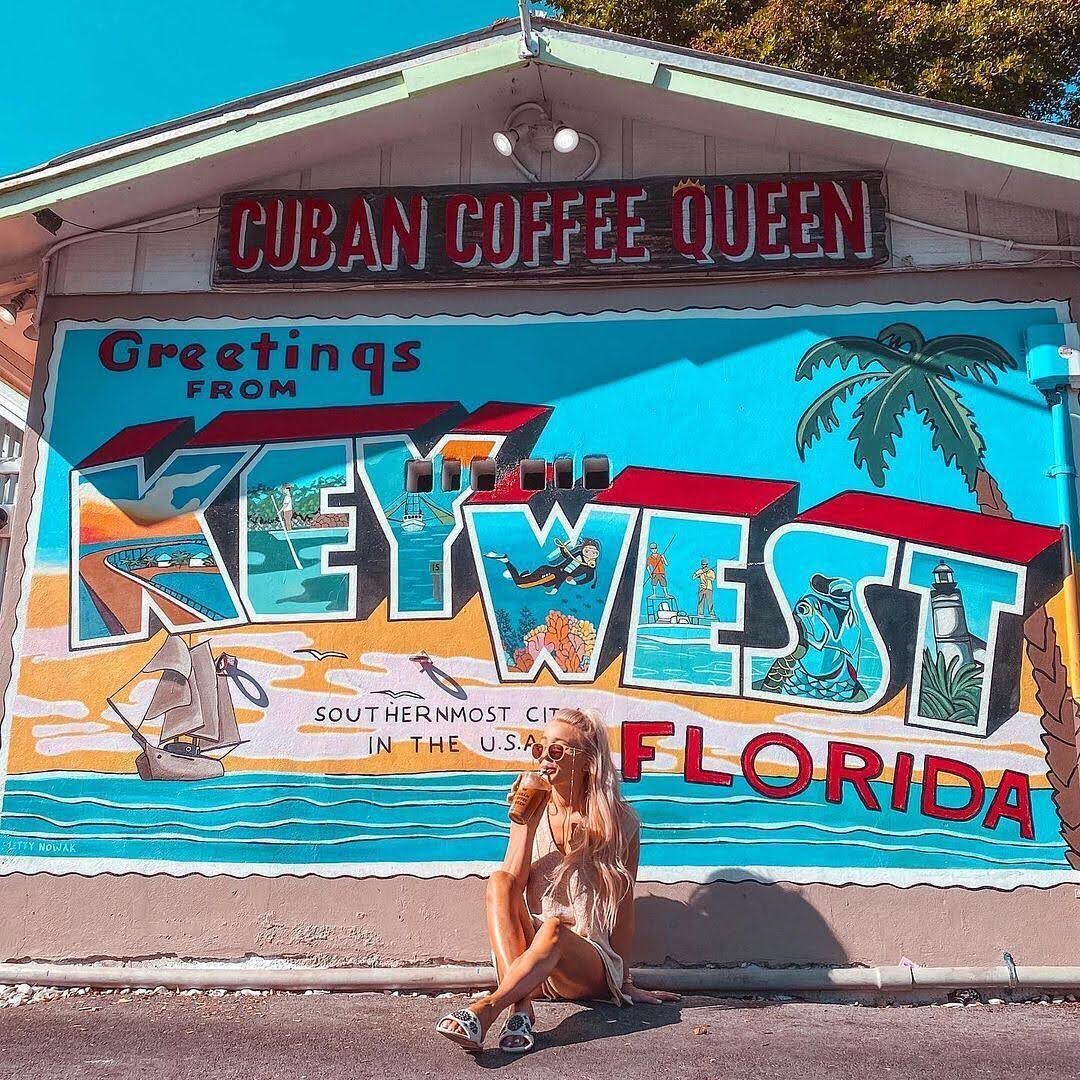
{"left": 46, "top": 111, "right": 1079, "bottom": 296}
{"left": 0, "top": 262, "right": 1078, "bottom": 968}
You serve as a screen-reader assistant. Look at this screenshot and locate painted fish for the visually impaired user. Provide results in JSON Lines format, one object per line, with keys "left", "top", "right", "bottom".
{"left": 757, "top": 574, "right": 868, "bottom": 702}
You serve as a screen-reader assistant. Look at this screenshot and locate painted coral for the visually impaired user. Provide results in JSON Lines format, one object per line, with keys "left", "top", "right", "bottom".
{"left": 509, "top": 610, "right": 597, "bottom": 674}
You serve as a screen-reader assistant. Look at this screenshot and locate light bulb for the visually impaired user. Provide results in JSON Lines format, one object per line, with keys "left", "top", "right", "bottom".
{"left": 552, "top": 125, "right": 579, "bottom": 154}
{"left": 0, "top": 290, "right": 33, "bottom": 327}
{"left": 492, "top": 130, "right": 517, "bottom": 157}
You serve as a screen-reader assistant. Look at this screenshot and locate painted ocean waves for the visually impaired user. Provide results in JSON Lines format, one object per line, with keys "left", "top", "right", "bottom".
{"left": 0, "top": 772, "right": 1065, "bottom": 879}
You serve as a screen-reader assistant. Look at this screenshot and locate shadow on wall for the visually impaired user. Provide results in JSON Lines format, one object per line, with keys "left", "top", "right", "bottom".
{"left": 633, "top": 873, "right": 847, "bottom": 967}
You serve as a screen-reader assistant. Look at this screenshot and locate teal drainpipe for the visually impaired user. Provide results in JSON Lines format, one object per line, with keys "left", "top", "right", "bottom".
{"left": 1048, "top": 387, "right": 1080, "bottom": 559}
{"left": 1026, "top": 322, "right": 1080, "bottom": 692}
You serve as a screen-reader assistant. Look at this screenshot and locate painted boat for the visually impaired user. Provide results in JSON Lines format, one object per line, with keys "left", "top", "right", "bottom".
{"left": 108, "top": 634, "right": 243, "bottom": 782}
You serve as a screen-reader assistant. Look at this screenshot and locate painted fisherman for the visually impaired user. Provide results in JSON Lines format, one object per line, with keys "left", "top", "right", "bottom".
{"left": 646, "top": 542, "right": 668, "bottom": 594}
{"left": 279, "top": 483, "right": 294, "bottom": 531}
{"left": 692, "top": 558, "right": 716, "bottom": 618}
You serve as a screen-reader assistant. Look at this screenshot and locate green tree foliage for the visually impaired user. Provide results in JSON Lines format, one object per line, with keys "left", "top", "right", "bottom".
{"left": 247, "top": 476, "right": 346, "bottom": 528}
{"left": 794, "top": 323, "right": 1017, "bottom": 516}
{"left": 551, "top": 0, "right": 1080, "bottom": 124}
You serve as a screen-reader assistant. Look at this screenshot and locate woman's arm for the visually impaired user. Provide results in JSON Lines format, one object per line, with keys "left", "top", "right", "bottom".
{"left": 500, "top": 776, "right": 542, "bottom": 891}
{"left": 501, "top": 820, "right": 539, "bottom": 891}
{"left": 611, "top": 827, "right": 680, "bottom": 1004}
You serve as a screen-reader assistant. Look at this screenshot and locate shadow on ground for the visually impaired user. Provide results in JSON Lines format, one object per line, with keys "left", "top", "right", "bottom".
{"left": 475, "top": 1000, "right": 685, "bottom": 1068}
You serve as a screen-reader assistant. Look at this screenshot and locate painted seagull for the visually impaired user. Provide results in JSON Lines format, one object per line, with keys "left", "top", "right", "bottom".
{"left": 293, "top": 649, "right": 348, "bottom": 661}
{"left": 373, "top": 690, "right": 425, "bottom": 701}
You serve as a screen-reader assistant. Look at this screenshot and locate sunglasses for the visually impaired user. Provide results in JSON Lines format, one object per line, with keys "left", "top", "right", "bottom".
{"left": 531, "top": 741, "right": 580, "bottom": 762}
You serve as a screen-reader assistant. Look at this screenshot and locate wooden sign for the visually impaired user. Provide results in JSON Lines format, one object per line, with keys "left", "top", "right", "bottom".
{"left": 213, "top": 172, "right": 888, "bottom": 287}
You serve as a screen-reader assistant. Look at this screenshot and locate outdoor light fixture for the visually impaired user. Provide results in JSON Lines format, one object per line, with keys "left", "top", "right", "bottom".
{"left": 552, "top": 124, "right": 580, "bottom": 154}
{"left": 0, "top": 290, "right": 34, "bottom": 327}
{"left": 23, "top": 316, "right": 39, "bottom": 342}
{"left": 492, "top": 129, "right": 519, "bottom": 157}
{"left": 491, "top": 102, "right": 599, "bottom": 181}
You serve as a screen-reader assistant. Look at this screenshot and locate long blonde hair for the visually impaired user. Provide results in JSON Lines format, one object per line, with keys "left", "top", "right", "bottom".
{"left": 549, "top": 707, "right": 639, "bottom": 933}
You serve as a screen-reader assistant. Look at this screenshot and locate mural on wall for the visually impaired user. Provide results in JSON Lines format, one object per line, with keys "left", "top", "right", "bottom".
{"left": 1, "top": 301, "right": 1078, "bottom": 887}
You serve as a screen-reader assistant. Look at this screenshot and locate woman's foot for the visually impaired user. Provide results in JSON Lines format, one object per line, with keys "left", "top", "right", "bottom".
{"left": 436, "top": 997, "right": 500, "bottom": 1050}
{"left": 498, "top": 1002, "right": 536, "bottom": 1053}
{"left": 484, "top": 551, "right": 508, "bottom": 562}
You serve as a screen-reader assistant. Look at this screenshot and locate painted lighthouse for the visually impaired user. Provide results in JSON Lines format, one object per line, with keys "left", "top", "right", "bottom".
{"left": 930, "top": 561, "right": 986, "bottom": 666}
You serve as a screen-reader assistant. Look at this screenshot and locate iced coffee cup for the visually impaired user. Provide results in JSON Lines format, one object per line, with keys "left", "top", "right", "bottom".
{"left": 509, "top": 772, "right": 551, "bottom": 825}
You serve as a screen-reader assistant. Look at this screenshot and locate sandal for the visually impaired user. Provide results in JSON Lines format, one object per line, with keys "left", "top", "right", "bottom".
{"left": 435, "top": 1008, "right": 484, "bottom": 1052}
{"left": 498, "top": 1012, "right": 535, "bottom": 1054}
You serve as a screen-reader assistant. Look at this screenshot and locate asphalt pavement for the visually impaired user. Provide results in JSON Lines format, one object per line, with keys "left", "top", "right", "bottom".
{"left": 0, "top": 990, "right": 1075, "bottom": 1080}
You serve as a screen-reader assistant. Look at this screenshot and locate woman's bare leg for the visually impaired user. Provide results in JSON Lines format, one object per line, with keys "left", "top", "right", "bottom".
{"left": 485, "top": 870, "right": 536, "bottom": 1022}
{"left": 467, "top": 917, "right": 608, "bottom": 1036}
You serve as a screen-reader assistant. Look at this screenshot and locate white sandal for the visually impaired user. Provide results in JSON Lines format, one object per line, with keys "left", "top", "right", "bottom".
{"left": 498, "top": 1012, "right": 535, "bottom": 1054}
{"left": 435, "top": 1008, "right": 484, "bottom": 1052}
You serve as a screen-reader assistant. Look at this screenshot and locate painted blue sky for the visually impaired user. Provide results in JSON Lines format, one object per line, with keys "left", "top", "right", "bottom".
{"left": 34, "top": 303, "right": 1063, "bottom": 566}
{"left": 3, "top": 1, "right": 514, "bottom": 176}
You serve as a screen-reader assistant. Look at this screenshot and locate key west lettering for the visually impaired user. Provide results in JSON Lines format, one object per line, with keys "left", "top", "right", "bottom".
{"left": 5, "top": 304, "right": 1075, "bottom": 889}
{"left": 214, "top": 172, "right": 888, "bottom": 286}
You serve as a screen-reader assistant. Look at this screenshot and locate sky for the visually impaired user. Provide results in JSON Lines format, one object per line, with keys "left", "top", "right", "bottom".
{"left": 3, "top": 1, "right": 517, "bottom": 177}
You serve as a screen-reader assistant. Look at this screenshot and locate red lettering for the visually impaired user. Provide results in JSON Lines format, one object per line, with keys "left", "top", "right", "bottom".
{"left": 614, "top": 185, "right": 648, "bottom": 262}
{"left": 297, "top": 198, "right": 338, "bottom": 272}
{"left": 147, "top": 342, "right": 178, "bottom": 368}
{"left": 891, "top": 752, "right": 914, "bottom": 812}
{"left": 445, "top": 194, "right": 482, "bottom": 267}
{"left": 481, "top": 193, "right": 519, "bottom": 269}
{"left": 98, "top": 330, "right": 142, "bottom": 372}
{"left": 216, "top": 343, "right": 243, "bottom": 371}
{"left": 228, "top": 198, "right": 265, "bottom": 273}
{"left": 920, "top": 755, "right": 985, "bottom": 822}
{"left": 787, "top": 180, "right": 822, "bottom": 257}
{"left": 251, "top": 332, "right": 277, "bottom": 371}
{"left": 263, "top": 197, "right": 302, "bottom": 271}
{"left": 620, "top": 721, "right": 675, "bottom": 782}
{"left": 825, "top": 741, "right": 882, "bottom": 810}
{"left": 337, "top": 198, "right": 381, "bottom": 272}
{"left": 755, "top": 180, "right": 788, "bottom": 258}
{"left": 712, "top": 184, "right": 755, "bottom": 261}
{"left": 983, "top": 770, "right": 1035, "bottom": 840}
{"left": 520, "top": 190, "right": 552, "bottom": 267}
{"left": 380, "top": 195, "right": 428, "bottom": 270}
{"left": 684, "top": 726, "right": 733, "bottom": 786}
{"left": 821, "top": 179, "right": 872, "bottom": 259}
{"left": 741, "top": 732, "right": 813, "bottom": 799}
{"left": 311, "top": 344, "right": 339, "bottom": 372}
{"left": 672, "top": 185, "right": 712, "bottom": 264}
{"left": 582, "top": 186, "right": 616, "bottom": 263}
{"left": 178, "top": 343, "right": 205, "bottom": 371}
{"left": 392, "top": 340, "right": 421, "bottom": 372}
{"left": 352, "top": 342, "right": 385, "bottom": 395}
{"left": 549, "top": 188, "right": 582, "bottom": 265}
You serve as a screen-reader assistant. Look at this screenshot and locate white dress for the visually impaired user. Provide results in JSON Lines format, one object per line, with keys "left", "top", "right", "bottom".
{"left": 524, "top": 813, "right": 633, "bottom": 1005}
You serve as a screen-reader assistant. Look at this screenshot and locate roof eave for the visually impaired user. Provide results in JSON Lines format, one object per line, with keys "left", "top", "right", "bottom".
{"left": 1, "top": 17, "right": 1078, "bottom": 227}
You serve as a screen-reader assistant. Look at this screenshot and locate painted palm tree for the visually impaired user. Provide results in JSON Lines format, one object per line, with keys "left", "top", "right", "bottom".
{"left": 796, "top": 322, "right": 1080, "bottom": 868}
{"left": 794, "top": 323, "right": 1016, "bottom": 517}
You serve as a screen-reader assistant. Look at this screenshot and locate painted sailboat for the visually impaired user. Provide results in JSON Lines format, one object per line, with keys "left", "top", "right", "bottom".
{"left": 107, "top": 635, "right": 243, "bottom": 781}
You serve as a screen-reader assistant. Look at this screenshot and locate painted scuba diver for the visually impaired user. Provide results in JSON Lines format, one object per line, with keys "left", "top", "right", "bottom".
{"left": 484, "top": 538, "right": 601, "bottom": 595}
{"left": 755, "top": 574, "right": 868, "bottom": 702}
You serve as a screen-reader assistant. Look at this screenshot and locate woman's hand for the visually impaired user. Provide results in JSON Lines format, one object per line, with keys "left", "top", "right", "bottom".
{"left": 506, "top": 774, "right": 548, "bottom": 828}
{"left": 623, "top": 983, "right": 681, "bottom": 1005}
